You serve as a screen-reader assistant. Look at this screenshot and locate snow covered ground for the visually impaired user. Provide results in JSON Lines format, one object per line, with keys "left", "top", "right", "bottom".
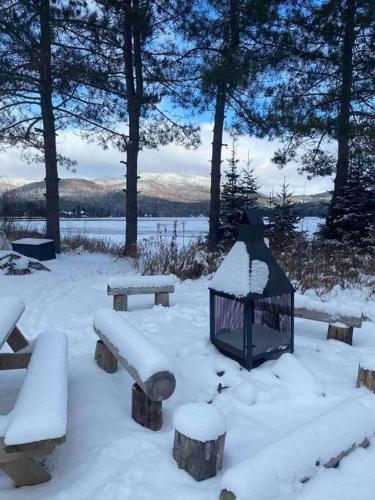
{"left": 0, "top": 252, "right": 375, "bottom": 499}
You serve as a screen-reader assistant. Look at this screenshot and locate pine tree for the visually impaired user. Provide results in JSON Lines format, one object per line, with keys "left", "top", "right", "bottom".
{"left": 268, "top": 178, "right": 300, "bottom": 242}
{"left": 241, "top": 152, "right": 258, "bottom": 209}
{"left": 323, "top": 141, "right": 375, "bottom": 249}
{"left": 220, "top": 140, "right": 246, "bottom": 241}
{"left": 264, "top": 0, "right": 374, "bottom": 242}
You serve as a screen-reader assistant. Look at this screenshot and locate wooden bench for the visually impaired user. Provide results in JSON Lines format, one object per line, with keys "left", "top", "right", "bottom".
{"left": 94, "top": 309, "right": 176, "bottom": 430}
{"left": 0, "top": 297, "right": 68, "bottom": 487}
{"left": 107, "top": 275, "right": 177, "bottom": 311}
{"left": 294, "top": 306, "right": 363, "bottom": 345}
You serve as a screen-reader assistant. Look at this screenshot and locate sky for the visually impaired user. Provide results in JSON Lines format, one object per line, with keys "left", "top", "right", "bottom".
{"left": 0, "top": 122, "right": 334, "bottom": 195}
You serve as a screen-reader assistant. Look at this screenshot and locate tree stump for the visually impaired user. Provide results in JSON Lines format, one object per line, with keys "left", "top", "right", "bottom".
{"left": 172, "top": 403, "right": 226, "bottom": 481}
{"left": 113, "top": 294, "right": 127, "bottom": 311}
{"left": 155, "top": 292, "right": 169, "bottom": 307}
{"left": 327, "top": 323, "right": 353, "bottom": 345}
{"left": 131, "top": 383, "right": 162, "bottom": 431}
{"left": 95, "top": 340, "right": 118, "bottom": 373}
{"left": 357, "top": 363, "right": 375, "bottom": 391}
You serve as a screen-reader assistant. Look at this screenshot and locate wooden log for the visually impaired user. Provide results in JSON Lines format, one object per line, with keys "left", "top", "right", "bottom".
{"left": 95, "top": 340, "right": 118, "bottom": 373}
{"left": 173, "top": 430, "right": 226, "bottom": 481}
{"left": 219, "top": 437, "right": 371, "bottom": 500}
{"left": 327, "top": 323, "right": 353, "bottom": 345}
{"left": 0, "top": 353, "right": 31, "bottom": 370}
{"left": 0, "top": 458, "right": 51, "bottom": 487}
{"left": 7, "top": 326, "right": 29, "bottom": 352}
{"left": 357, "top": 365, "right": 375, "bottom": 391}
{"left": 294, "top": 308, "right": 363, "bottom": 329}
{"left": 108, "top": 284, "right": 175, "bottom": 297}
{"left": 155, "top": 292, "right": 169, "bottom": 307}
{"left": 113, "top": 294, "right": 127, "bottom": 312}
{"left": 131, "top": 383, "right": 162, "bottom": 431}
{"left": 94, "top": 326, "right": 176, "bottom": 401}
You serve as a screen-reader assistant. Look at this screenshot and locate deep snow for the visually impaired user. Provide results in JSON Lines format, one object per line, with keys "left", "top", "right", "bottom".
{"left": 0, "top": 252, "right": 375, "bottom": 499}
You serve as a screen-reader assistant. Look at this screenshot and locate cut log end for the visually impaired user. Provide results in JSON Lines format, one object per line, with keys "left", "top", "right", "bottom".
{"left": 144, "top": 371, "right": 176, "bottom": 401}
{"left": 357, "top": 365, "right": 375, "bottom": 392}
{"left": 95, "top": 340, "right": 118, "bottom": 373}
{"left": 131, "top": 383, "right": 162, "bottom": 431}
{"left": 173, "top": 430, "right": 226, "bottom": 481}
{"left": 327, "top": 323, "right": 353, "bottom": 345}
{"left": 220, "top": 490, "right": 236, "bottom": 500}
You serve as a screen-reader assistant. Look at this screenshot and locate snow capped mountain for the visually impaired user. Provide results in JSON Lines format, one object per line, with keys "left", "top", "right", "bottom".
{"left": 0, "top": 176, "right": 30, "bottom": 194}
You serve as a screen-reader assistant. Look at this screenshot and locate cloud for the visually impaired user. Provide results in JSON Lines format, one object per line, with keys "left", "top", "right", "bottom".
{"left": 0, "top": 123, "right": 334, "bottom": 195}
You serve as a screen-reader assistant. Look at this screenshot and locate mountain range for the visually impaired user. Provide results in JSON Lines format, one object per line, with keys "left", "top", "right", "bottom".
{"left": 0, "top": 173, "right": 330, "bottom": 217}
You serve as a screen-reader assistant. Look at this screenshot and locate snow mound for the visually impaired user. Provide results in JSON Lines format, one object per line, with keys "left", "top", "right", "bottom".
{"left": 272, "top": 353, "right": 319, "bottom": 395}
{"left": 233, "top": 382, "right": 258, "bottom": 406}
{"left": 0, "top": 251, "right": 50, "bottom": 275}
{"left": 359, "top": 357, "right": 375, "bottom": 371}
{"left": 0, "top": 297, "right": 25, "bottom": 347}
{"left": 210, "top": 242, "right": 250, "bottom": 297}
{"left": 249, "top": 260, "right": 269, "bottom": 294}
{"left": 173, "top": 403, "right": 226, "bottom": 441}
{"left": 221, "top": 397, "right": 375, "bottom": 500}
{"left": 210, "top": 242, "right": 269, "bottom": 297}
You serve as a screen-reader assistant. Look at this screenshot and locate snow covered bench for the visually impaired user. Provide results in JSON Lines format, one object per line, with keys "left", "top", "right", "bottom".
{"left": 93, "top": 309, "right": 176, "bottom": 430}
{"left": 220, "top": 397, "right": 375, "bottom": 500}
{"left": 0, "top": 331, "right": 68, "bottom": 487}
{"left": 107, "top": 275, "right": 177, "bottom": 311}
{"left": 294, "top": 307, "right": 363, "bottom": 345}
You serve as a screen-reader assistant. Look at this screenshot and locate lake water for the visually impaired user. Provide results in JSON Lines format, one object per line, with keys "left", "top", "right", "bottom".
{"left": 11, "top": 216, "right": 324, "bottom": 246}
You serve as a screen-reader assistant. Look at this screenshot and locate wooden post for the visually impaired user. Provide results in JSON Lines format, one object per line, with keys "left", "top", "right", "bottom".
{"left": 173, "top": 430, "right": 226, "bottom": 481}
{"left": 95, "top": 340, "right": 118, "bottom": 373}
{"left": 327, "top": 323, "right": 353, "bottom": 345}
{"left": 155, "top": 292, "right": 169, "bottom": 307}
{"left": 113, "top": 294, "right": 127, "bottom": 311}
{"left": 131, "top": 383, "right": 162, "bottom": 431}
{"left": 357, "top": 365, "right": 375, "bottom": 391}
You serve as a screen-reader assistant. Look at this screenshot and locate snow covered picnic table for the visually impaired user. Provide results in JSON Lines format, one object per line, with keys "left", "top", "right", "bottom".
{"left": 107, "top": 274, "right": 177, "bottom": 311}
{"left": 0, "top": 297, "right": 68, "bottom": 487}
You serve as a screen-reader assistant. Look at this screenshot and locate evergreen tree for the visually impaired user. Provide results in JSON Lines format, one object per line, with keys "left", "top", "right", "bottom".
{"left": 324, "top": 140, "right": 375, "bottom": 249}
{"left": 220, "top": 140, "right": 246, "bottom": 241}
{"left": 0, "top": 0, "right": 111, "bottom": 252}
{"left": 241, "top": 152, "right": 258, "bottom": 209}
{"left": 175, "top": 0, "right": 284, "bottom": 251}
{"left": 268, "top": 178, "right": 300, "bottom": 241}
{"left": 263, "top": 0, "right": 375, "bottom": 242}
{"left": 79, "top": 0, "right": 198, "bottom": 256}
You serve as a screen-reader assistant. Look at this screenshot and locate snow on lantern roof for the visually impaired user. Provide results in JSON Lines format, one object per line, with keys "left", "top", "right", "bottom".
{"left": 209, "top": 241, "right": 269, "bottom": 298}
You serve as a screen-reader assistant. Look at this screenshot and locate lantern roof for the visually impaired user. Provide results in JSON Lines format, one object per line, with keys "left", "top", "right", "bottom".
{"left": 210, "top": 208, "right": 294, "bottom": 298}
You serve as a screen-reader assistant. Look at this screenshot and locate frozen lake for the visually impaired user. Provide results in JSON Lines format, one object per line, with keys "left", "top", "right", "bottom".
{"left": 10, "top": 216, "right": 323, "bottom": 245}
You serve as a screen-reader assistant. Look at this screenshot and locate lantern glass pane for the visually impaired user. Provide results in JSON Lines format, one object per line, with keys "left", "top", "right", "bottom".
{"left": 252, "top": 293, "right": 292, "bottom": 357}
{"left": 213, "top": 294, "right": 245, "bottom": 355}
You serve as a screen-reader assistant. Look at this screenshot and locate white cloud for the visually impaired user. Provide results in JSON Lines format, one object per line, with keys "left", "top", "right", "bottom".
{"left": 0, "top": 123, "right": 334, "bottom": 195}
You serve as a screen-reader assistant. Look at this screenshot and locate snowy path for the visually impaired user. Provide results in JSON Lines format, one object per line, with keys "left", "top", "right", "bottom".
{"left": 0, "top": 253, "right": 374, "bottom": 499}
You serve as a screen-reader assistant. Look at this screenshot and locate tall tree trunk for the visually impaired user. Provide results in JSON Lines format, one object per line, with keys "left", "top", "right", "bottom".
{"left": 39, "top": 0, "right": 60, "bottom": 253}
{"left": 325, "top": 0, "right": 356, "bottom": 239}
{"left": 123, "top": 0, "right": 142, "bottom": 257}
{"left": 208, "top": 0, "right": 240, "bottom": 251}
{"left": 208, "top": 85, "right": 226, "bottom": 251}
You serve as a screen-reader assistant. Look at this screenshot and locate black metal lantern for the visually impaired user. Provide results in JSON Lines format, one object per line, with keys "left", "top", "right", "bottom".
{"left": 209, "top": 208, "right": 295, "bottom": 370}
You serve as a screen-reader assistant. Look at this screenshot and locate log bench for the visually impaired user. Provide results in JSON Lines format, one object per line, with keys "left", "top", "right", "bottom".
{"left": 294, "top": 306, "right": 363, "bottom": 345}
{"left": 107, "top": 275, "right": 177, "bottom": 311}
{"left": 93, "top": 309, "right": 176, "bottom": 430}
{"left": 0, "top": 298, "right": 68, "bottom": 487}
{"left": 220, "top": 398, "right": 375, "bottom": 500}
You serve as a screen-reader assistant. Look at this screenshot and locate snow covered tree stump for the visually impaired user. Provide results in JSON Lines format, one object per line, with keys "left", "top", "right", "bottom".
{"left": 131, "top": 383, "right": 162, "bottom": 431}
{"left": 327, "top": 323, "right": 353, "bottom": 345}
{"left": 357, "top": 359, "right": 375, "bottom": 392}
{"left": 172, "top": 403, "right": 226, "bottom": 481}
{"left": 95, "top": 340, "right": 118, "bottom": 373}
